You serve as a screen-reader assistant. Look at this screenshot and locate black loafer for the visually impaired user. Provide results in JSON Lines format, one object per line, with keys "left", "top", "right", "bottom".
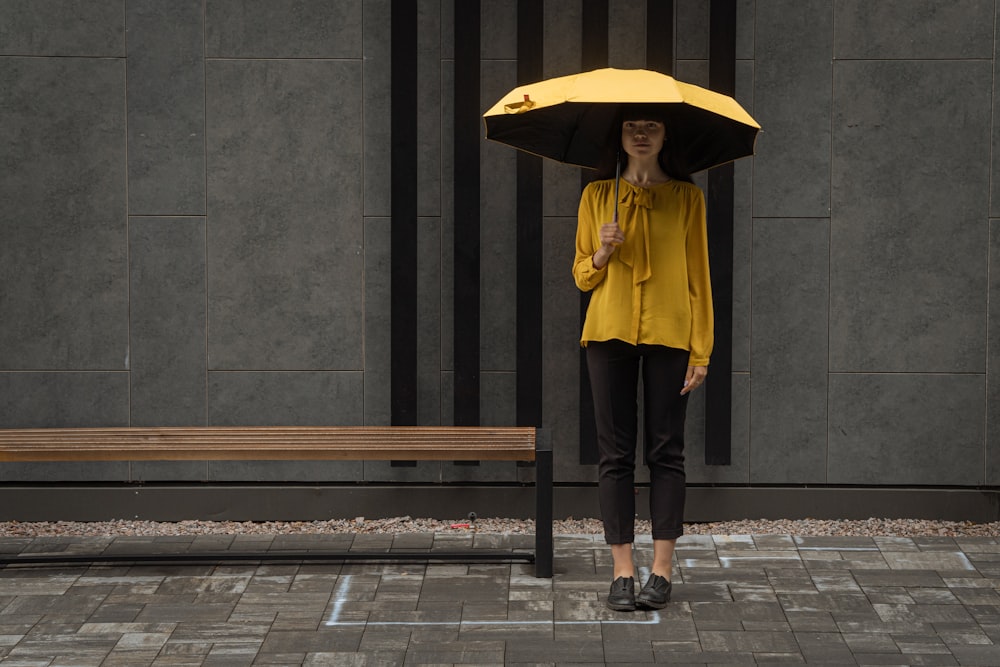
{"left": 607, "top": 576, "right": 636, "bottom": 611}
{"left": 636, "top": 573, "right": 671, "bottom": 609}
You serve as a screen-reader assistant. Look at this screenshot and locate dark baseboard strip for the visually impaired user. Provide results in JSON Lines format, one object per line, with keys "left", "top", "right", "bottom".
{"left": 0, "top": 550, "right": 533, "bottom": 567}
{"left": 0, "top": 485, "right": 996, "bottom": 524}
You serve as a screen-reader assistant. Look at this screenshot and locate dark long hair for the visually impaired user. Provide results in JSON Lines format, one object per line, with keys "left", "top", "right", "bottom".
{"left": 591, "top": 105, "right": 693, "bottom": 184}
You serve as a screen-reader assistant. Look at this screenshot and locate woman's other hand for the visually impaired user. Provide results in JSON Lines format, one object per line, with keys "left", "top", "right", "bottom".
{"left": 681, "top": 365, "right": 707, "bottom": 395}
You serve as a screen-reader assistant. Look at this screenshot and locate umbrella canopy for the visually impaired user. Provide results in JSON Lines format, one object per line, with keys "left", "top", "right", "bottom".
{"left": 483, "top": 67, "right": 760, "bottom": 175}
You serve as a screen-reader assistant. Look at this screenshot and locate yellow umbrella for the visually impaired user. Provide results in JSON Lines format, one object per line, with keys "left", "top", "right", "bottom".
{"left": 483, "top": 67, "right": 760, "bottom": 175}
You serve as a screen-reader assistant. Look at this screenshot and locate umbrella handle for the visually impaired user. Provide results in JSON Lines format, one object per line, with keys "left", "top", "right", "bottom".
{"left": 613, "top": 147, "right": 621, "bottom": 225}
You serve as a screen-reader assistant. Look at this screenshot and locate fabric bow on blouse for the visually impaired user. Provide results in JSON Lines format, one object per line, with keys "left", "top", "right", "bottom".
{"left": 616, "top": 185, "right": 654, "bottom": 284}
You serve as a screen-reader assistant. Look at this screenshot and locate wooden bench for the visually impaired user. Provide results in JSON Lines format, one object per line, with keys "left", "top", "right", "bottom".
{"left": 0, "top": 426, "right": 553, "bottom": 577}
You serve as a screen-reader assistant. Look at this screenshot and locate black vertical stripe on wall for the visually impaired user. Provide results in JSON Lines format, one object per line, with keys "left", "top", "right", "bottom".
{"left": 517, "top": 0, "right": 543, "bottom": 428}
{"left": 391, "top": 0, "right": 419, "bottom": 427}
{"left": 454, "top": 0, "right": 481, "bottom": 427}
{"left": 646, "top": 0, "right": 674, "bottom": 75}
{"left": 647, "top": 2, "right": 675, "bottom": 469}
{"left": 578, "top": 0, "right": 609, "bottom": 465}
{"left": 705, "top": 0, "right": 737, "bottom": 465}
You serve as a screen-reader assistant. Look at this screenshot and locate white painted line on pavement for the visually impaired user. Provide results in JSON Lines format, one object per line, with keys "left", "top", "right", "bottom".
{"left": 324, "top": 567, "right": 663, "bottom": 627}
{"left": 326, "top": 574, "right": 353, "bottom": 625}
{"left": 325, "top": 615, "right": 661, "bottom": 627}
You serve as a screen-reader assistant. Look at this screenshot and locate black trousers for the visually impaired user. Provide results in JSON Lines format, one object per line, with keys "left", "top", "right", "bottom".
{"left": 586, "top": 340, "right": 690, "bottom": 544}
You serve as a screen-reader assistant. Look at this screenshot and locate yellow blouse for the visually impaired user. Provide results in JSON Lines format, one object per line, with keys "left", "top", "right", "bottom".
{"left": 573, "top": 178, "right": 714, "bottom": 366}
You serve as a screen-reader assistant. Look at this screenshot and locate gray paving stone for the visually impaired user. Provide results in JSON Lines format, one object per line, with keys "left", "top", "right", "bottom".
{"left": 505, "top": 638, "right": 609, "bottom": 662}
{"left": 795, "top": 629, "right": 860, "bottom": 657}
{"left": 102, "top": 650, "right": 160, "bottom": 665}
{"left": 601, "top": 639, "right": 656, "bottom": 662}
{"left": 953, "top": 538, "right": 1000, "bottom": 551}
{"left": 883, "top": 552, "right": 975, "bottom": 572}
{"left": 259, "top": 628, "right": 364, "bottom": 654}
{"left": 601, "top": 618, "right": 675, "bottom": 641}
{"left": 730, "top": 585, "right": 780, "bottom": 603}
{"left": 841, "top": 631, "right": 900, "bottom": 653}
{"left": 948, "top": 643, "right": 1000, "bottom": 663}
{"left": 672, "top": 583, "right": 733, "bottom": 602}
{"left": 833, "top": 610, "right": 911, "bottom": 635}
{"left": 754, "top": 535, "right": 798, "bottom": 550}
{"left": 873, "top": 536, "right": 920, "bottom": 552}
{"left": 851, "top": 653, "right": 933, "bottom": 665}
{"left": 755, "top": 653, "right": 808, "bottom": 665}
{"left": 743, "top": 620, "right": 792, "bottom": 632}
{"left": 909, "top": 588, "right": 961, "bottom": 605}
{"left": 854, "top": 570, "right": 948, "bottom": 587}
{"left": 356, "top": 627, "right": 410, "bottom": 651}
{"left": 861, "top": 586, "right": 916, "bottom": 605}
{"left": 796, "top": 536, "right": 877, "bottom": 549}
{"left": 303, "top": 651, "right": 404, "bottom": 665}
{"left": 949, "top": 587, "right": 1000, "bottom": 606}
{"left": 778, "top": 591, "right": 873, "bottom": 614}
{"left": 679, "top": 568, "right": 772, "bottom": 585}
{"left": 698, "top": 628, "right": 800, "bottom": 653}
{"left": 913, "top": 537, "right": 960, "bottom": 550}
{"left": 874, "top": 602, "right": 975, "bottom": 625}
{"left": 937, "top": 627, "right": 993, "bottom": 645}
{"left": 653, "top": 648, "right": 758, "bottom": 663}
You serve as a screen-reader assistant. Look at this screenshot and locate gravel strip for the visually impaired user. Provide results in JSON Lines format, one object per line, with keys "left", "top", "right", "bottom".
{"left": 0, "top": 517, "right": 998, "bottom": 538}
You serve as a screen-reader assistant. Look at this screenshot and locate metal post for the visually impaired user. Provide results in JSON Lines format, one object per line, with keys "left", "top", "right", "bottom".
{"left": 534, "top": 429, "right": 553, "bottom": 578}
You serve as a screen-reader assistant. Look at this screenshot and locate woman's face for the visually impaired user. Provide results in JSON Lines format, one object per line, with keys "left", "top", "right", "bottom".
{"left": 621, "top": 119, "right": 665, "bottom": 160}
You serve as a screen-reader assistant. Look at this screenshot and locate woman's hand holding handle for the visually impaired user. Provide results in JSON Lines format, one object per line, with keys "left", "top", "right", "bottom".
{"left": 593, "top": 221, "right": 624, "bottom": 269}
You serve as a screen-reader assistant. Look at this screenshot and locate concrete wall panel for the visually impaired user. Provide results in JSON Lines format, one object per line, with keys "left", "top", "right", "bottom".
{"left": 208, "top": 371, "right": 363, "bottom": 426}
{"left": 830, "top": 60, "right": 990, "bottom": 373}
{"left": 479, "top": 60, "right": 518, "bottom": 373}
{"left": 750, "top": 219, "right": 830, "bottom": 484}
{"left": 417, "top": 0, "right": 443, "bottom": 218}
{"left": 544, "top": 217, "right": 590, "bottom": 482}
{"left": 0, "top": 372, "right": 129, "bottom": 429}
{"left": 206, "top": 60, "right": 364, "bottom": 370}
{"left": 206, "top": 0, "right": 362, "bottom": 58}
{"left": 608, "top": 0, "right": 645, "bottom": 69}
{"left": 0, "top": 58, "right": 127, "bottom": 371}
{"left": 129, "top": 218, "right": 207, "bottom": 426}
{"left": 732, "top": 60, "right": 754, "bottom": 373}
{"left": 834, "top": 0, "right": 994, "bottom": 60}
{"left": 418, "top": 217, "right": 443, "bottom": 424}
{"left": 829, "top": 374, "right": 985, "bottom": 485}
{"left": 753, "top": 0, "right": 832, "bottom": 218}
{"left": 542, "top": 0, "right": 584, "bottom": 221}
{"left": 363, "top": 0, "right": 392, "bottom": 218}
{"left": 0, "top": 0, "right": 123, "bottom": 56}
{"left": 126, "top": 0, "right": 205, "bottom": 215}
{"left": 988, "top": 220, "right": 1000, "bottom": 483}
{"left": 677, "top": 0, "right": 708, "bottom": 61}
{"left": 364, "top": 218, "right": 392, "bottom": 425}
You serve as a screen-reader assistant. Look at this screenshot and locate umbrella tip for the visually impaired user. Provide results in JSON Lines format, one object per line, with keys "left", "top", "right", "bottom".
{"left": 504, "top": 95, "right": 535, "bottom": 114}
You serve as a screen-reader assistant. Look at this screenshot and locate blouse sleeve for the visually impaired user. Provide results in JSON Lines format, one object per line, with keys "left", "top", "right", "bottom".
{"left": 572, "top": 183, "right": 608, "bottom": 292}
{"left": 686, "top": 187, "right": 714, "bottom": 366}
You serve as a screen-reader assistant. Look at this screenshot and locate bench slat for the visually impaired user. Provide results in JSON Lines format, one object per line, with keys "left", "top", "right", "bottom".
{"left": 0, "top": 427, "right": 536, "bottom": 462}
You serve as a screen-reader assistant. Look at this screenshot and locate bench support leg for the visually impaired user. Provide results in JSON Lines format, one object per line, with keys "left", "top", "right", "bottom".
{"left": 534, "top": 435, "right": 553, "bottom": 578}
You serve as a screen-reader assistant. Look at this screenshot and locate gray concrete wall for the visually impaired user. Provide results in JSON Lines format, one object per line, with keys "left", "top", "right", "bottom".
{"left": 0, "top": 0, "right": 996, "bottom": 497}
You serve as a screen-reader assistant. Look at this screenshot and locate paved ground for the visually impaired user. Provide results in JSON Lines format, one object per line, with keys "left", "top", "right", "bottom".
{"left": 2, "top": 532, "right": 1000, "bottom": 665}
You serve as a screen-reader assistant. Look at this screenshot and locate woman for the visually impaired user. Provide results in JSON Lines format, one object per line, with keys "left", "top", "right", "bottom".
{"left": 572, "top": 107, "right": 713, "bottom": 611}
